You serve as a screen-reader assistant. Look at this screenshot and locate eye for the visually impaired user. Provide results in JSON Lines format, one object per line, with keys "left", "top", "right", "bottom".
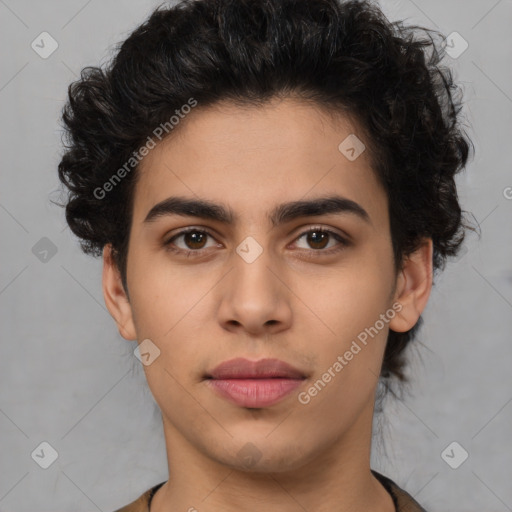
{"left": 163, "top": 227, "right": 219, "bottom": 257}
{"left": 163, "top": 226, "right": 349, "bottom": 258}
{"left": 291, "top": 226, "right": 349, "bottom": 255}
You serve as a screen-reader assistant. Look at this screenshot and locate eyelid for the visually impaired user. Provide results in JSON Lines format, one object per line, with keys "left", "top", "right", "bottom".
{"left": 290, "top": 224, "right": 351, "bottom": 244}
{"left": 163, "top": 226, "right": 218, "bottom": 245}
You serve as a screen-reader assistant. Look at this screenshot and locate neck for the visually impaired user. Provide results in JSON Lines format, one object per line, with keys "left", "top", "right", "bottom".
{"left": 151, "top": 400, "right": 394, "bottom": 512}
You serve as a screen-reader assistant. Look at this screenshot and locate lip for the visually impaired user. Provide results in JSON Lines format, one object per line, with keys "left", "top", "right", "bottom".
{"left": 207, "top": 357, "right": 306, "bottom": 380}
{"left": 205, "top": 358, "right": 307, "bottom": 408}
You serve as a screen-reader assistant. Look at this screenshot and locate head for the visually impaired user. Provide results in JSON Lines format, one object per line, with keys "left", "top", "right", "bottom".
{"left": 57, "top": 0, "right": 475, "bottom": 471}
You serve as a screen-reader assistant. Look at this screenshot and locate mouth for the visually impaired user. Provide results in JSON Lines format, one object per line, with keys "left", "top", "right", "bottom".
{"left": 204, "top": 358, "right": 307, "bottom": 408}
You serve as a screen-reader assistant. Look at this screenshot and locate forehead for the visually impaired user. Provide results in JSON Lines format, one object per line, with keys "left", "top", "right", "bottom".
{"left": 132, "top": 97, "right": 386, "bottom": 227}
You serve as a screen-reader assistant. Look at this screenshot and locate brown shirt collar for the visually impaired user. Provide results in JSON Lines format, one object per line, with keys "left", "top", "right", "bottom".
{"left": 114, "top": 470, "right": 427, "bottom": 512}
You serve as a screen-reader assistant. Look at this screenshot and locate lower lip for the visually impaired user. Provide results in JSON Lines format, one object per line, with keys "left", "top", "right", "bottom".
{"left": 206, "top": 378, "right": 304, "bottom": 408}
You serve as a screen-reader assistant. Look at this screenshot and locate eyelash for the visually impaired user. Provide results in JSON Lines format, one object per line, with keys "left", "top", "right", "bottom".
{"left": 163, "top": 226, "right": 350, "bottom": 259}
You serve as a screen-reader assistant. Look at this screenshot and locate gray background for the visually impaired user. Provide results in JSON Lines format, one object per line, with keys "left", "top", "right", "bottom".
{"left": 1, "top": 0, "right": 511, "bottom": 510}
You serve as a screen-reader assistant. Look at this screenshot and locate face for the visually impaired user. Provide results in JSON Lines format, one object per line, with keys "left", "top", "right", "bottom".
{"left": 103, "top": 96, "right": 432, "bottom": 474}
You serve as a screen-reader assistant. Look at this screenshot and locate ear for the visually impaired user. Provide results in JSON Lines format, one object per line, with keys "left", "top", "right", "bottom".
{"left": 102, "top": 244, "right": 137, "bottom": 341}
{"left": 389, "top": 238, "right": 433, "bottom": 333}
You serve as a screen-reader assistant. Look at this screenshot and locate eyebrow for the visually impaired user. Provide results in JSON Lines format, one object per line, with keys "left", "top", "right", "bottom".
{"left": 143, "top": 194, "right": 371, "bottom": 227}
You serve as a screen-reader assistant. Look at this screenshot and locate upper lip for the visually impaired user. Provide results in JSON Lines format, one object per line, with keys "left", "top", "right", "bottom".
{"left": 206, "top": 358, "right": 306, "bottom": 379}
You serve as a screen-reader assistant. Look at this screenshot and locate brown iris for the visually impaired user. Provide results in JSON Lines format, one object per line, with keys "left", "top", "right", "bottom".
{"left": 183, "top": 230, "right": 208, "bottom": 249}
{"left": 306, "top": 230, "right": 330, "bottom": 250}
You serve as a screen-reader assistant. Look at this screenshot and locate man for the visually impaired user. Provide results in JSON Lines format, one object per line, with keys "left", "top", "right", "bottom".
{"left": 57, "top": 0, "right": 474, "bottom": 510}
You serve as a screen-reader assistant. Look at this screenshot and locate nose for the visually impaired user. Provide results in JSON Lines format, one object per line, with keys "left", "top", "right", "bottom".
{"left": 216, "top": 244, "right": 293, "bottom": 336}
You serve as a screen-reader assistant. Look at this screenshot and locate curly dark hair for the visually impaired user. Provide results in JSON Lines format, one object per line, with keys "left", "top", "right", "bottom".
{"left": 56, "top": 0, "right": 477, "bottom": 392}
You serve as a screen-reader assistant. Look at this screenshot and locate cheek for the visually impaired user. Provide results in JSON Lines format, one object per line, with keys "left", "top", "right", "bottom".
{"left": 294, "top": 260, "right": 393, "bottom": 393}
{"left": 296, "top": 261, "right": 391, "bottom": 339}
{"left": 127, "top": 260, "right": 216, "bottom": 372}
{"left": 126, "top": 249, "right": 196, "bottom": 333}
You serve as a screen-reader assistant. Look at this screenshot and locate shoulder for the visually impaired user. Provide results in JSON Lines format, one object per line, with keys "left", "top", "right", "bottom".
{"left": 112, "top": 481, "right": 166, "bottom": 512}
{"left": 371, "top": 470, "right": 428, "bottom": 512}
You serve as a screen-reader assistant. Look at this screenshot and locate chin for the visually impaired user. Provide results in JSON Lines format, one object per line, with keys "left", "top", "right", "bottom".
{"left": 208, "top": 435, "right": 317, "bottom": 474}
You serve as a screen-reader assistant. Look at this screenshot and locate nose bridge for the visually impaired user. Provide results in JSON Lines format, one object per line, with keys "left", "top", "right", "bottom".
{"left": 231, "top": 237, "right": 281, "bottom": 306}
{"left": 217, "top": 235, "right": 291, "bottom": 332}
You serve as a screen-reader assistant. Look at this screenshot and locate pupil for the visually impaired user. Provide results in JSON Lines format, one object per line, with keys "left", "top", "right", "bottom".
{"left": 186, "top": 231, "right": 205, "bottom": 249}
{"left": 309, "top": 231, "right": 328, "bottom": 249}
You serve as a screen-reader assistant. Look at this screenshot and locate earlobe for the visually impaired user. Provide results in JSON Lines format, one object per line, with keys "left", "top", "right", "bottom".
{"left": 389, "top": 238, "right": 433, "bottom": 333}
{"left": 102, "top": 244, "right": 137, "bottom": 341}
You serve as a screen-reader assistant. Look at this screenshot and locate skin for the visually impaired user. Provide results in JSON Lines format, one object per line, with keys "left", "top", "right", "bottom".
{"left": 103, "top": 96, "right": 433, "bottom": 512}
